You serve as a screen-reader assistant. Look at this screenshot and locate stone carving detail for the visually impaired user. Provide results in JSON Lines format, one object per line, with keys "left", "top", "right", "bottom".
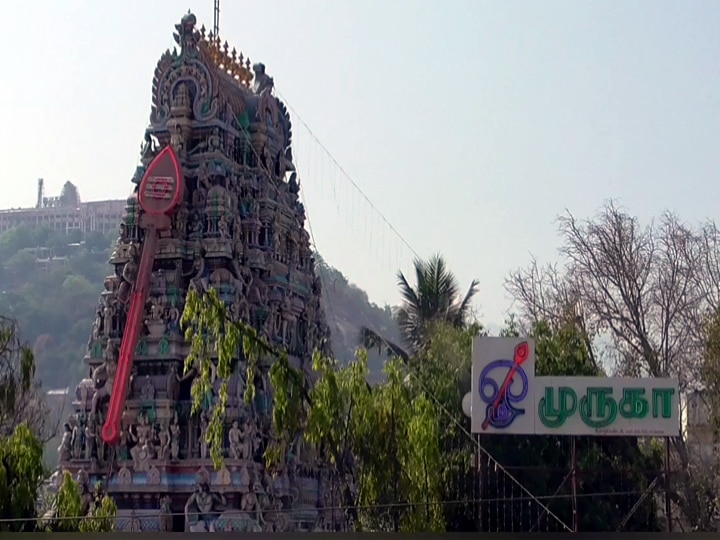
{"left": 61, "top": 10, "right": 340, "bottom": 533}
{"left": 184, "top": 470, "right": 227, "bottom": 532}
{"left": 118, "top": 466, "right": 133, "bottom": 486}
{"left": 147, "top": 466, "right": 161, "bottom": 485}
{"left": 58, "top": 422, "right": 73, "bottom": 462}
{"left": 159, "top": 496, "right": 173, "bottom": 532}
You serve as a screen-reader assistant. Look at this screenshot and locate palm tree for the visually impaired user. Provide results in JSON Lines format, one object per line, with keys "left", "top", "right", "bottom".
{"left": 361, "top": 253, "right": 479, "bottom": 357}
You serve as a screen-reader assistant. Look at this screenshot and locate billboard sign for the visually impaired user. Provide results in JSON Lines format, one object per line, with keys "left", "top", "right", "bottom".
{"left": 470, "top": 337, "right": 679, "bottom": 437}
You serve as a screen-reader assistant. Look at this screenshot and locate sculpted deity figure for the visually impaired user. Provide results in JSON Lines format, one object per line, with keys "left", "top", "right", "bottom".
{"left": 116, "top": 243, "right": 140, "bottom": 305}
{"left": 159, "top": 496, "right": 173, "bottom": 532}
{"left": 280, "top": 294, "right": 295, "bottom": 345}
{"left": 91, "top": 341, "right": 119, "bottom": 416}
{"left": 184, "top": 474, "right": 227, "bottom": 532}
{"left": 253, "top": 57, "right": 274, "bottom": 88}
{"left": 84, "top": 414, "right": 97, "bottom": 460}
{"left": 102, "top": 298, "right": 115, "bottom": 338}
{"left": 71, "top": 416, "right": 83, "bottom": 459}
{"left": 185, "top": 257, "right": 209, "bottom": 292}
{"left": 149, "top": 297, "right": 164, "bottom": 320}
{"left": 218, "top": 214, "right": 230, "bottom": 237}
{"left": 237, "top": 416, "right": 254, "bottom": 460}
{"left": 166, "top": 362, "right": 181, "bottom": 401}
{"left": 231, "top": 299, "right": 250, "bottom": 322}
{"left": 129, "top": 412, "right": 154, "bottom": 471}
{"left": 158, "top": 422, "right": 171, "bottom": 460}
{"left": 170, "top": 413, "right": 181, "bottom": 460}
{"left": 58, "top": 422, "right": 73, "bottom": 461}
{"left": 228, "top": 420, "right": 243, "bottom": 460}
{"left": 167, "top": 305, "right": 181, "bottom": 334}
{"left": 208, "top": 127, "right": 222, "bottom": 152}
{"left": 91, "top": 306, "right": 102, "bottom": 341}
{"left": 174, "top": 202, "right": 189, "bottom": 237}
{"left": 141, "top": 130, "right": 158, "bottom": 162}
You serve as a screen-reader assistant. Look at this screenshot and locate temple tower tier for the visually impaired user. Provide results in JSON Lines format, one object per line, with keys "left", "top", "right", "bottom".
{"left": 58, "top": 12, "right": 340, "bottom": 533}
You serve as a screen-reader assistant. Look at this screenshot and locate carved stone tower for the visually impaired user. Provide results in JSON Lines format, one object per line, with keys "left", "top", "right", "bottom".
{"left": 58, "top": 12, "right": 340, "bottom": 532}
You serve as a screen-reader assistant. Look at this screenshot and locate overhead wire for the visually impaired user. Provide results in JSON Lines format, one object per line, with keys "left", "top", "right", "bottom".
{"left": 267, "top": 91, "right": 575, "bottom": 532}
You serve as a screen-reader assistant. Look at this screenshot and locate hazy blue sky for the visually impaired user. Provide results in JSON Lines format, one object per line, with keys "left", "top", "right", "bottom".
{"left": 1, "top": 0, "right": 719, "bottom": 328}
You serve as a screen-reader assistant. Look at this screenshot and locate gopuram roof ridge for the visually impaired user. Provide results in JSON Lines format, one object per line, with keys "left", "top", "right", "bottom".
{"left": 151, "top": 11, "right": 281, "bottom": 134}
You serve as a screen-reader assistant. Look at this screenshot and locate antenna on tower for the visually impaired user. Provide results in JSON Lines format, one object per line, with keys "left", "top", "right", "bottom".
{"left": 213, "top": 0, "right": 220, "bottom": 37}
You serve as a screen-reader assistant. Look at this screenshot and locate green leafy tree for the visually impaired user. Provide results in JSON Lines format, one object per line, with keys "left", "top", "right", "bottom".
{"left": 181, "top": 288, "right": 445, "bottom": 531}
{"left": 0, "top": 225, "right": 39, "bottom": 260}
{"left": 0, "top": 423, "right": 45, "bottom": 532}
{"left": 361, "top": 253, "right": 479, "bottom": 359}
{"left": 0, "top": 316, "right": 51, "bottom": 439}
{"left": 405, "top": 321, "right": 483, "bottom": 530}
{"left": 47, "top": 471, "right": 117, "bottom": 532}
{"left": 394, "top": 254, "right": 479, "bottom": 353}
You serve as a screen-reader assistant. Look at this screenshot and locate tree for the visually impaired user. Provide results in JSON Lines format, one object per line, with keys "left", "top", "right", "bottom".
{"left": 44, "top": 471, "right": 117, "bottom": 532}
{"left": 0, "top": 226, "right": 39, "bottom": 261}
{"left": 0, "top": 424, "right": 45, "bottom": 532}
{"left": 361, "top": 253, "right": 479, "bottom": 360}
{"left": 394, "top": 254, "right": 479, "bottom": 353}
{"left": 505, "top": 201, "right": 715, "bottom": 530}
{"left": 0, "top": 316, "right": 52, "bottom": 440}
{"left": 3, "top": 251, "right": 36, "bottom": 282}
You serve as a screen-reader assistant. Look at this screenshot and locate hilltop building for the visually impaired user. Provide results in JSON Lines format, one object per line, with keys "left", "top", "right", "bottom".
{"left": 0, "top": 180, "right": 124, "bottom": 236}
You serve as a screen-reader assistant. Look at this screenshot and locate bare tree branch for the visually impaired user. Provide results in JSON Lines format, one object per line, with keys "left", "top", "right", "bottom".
{"left": 505, "top": 201, "right": 718, "bottom": 530}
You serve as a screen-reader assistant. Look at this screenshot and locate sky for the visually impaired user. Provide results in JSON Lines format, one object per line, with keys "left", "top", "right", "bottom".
{"left": 1, "top": 0, "right": 719, "bottom": 329}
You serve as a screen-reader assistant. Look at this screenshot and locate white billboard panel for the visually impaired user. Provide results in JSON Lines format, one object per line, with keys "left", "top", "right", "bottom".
{"left": 470, "top": 337, "right": 680, "bottom": 437}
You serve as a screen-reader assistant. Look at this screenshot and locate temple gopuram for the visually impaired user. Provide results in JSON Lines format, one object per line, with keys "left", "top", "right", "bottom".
{"left": 57, "top": 12, "right": 341, "bottom": 532}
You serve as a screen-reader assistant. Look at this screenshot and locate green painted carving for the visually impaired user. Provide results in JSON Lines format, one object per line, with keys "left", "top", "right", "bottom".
{"left": 135, "top": 340, "right": 148, "bottom": 356}
{"left": 159, "top": 338, "right": 171, "bottom": 355}
{"left": 91, "top": 341, "right": 104, "bottom": 358}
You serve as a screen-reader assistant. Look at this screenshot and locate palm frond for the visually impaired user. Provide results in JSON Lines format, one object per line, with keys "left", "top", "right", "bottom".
{"left": 358, "top": 326, "right": 409, "bottom": 362}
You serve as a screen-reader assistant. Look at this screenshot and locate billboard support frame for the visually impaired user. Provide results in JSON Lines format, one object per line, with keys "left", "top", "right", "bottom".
{"left": 469, "top": 336, "right": 680, "bottom": 532}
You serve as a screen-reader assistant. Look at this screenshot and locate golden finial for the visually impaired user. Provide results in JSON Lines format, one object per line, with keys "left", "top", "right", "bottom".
{"left": 200, "top": 24, "right": 206, "bottom": 38}
{"left": 231, "top": 47, "right": 237, "bottom": 62}
{"left": 223, "top": 41, "right": 229, "bottom": 55}
{"left": 208, "top": 30, "right": 214, "bottom": 42}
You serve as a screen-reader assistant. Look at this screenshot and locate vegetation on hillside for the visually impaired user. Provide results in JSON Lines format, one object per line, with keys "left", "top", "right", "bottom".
{"left": 0, "top": 224, "right": 399, "bottom": 394}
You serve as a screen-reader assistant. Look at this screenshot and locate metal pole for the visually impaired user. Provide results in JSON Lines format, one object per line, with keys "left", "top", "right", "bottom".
{"left": 476, "top": 433, "right": 483, "bottom": 531}
{"left": 213, "top": 0, "right": 220, "bottom": 37}
{"left": 665, "top": 438, "right": 672, "bottom": 531}
{"left": 571, "top": 436, "right": 578, "bottom": 532}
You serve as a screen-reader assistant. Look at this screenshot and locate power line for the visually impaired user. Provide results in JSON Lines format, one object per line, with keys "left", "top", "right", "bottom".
{"left": 275, "top": 89, "right": 421, "bottom": 261}
{"left": 0, "top": 488, "right": 655, "bottom": 526}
